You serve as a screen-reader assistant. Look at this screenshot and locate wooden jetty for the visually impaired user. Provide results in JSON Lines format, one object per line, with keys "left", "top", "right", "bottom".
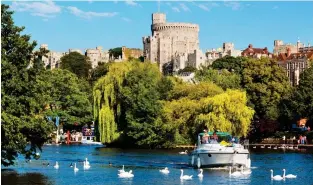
{"left": 175, "top": 144, "right": 313, "bottom": 149}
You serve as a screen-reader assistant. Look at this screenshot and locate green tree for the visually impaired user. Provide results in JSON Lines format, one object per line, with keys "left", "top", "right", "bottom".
{"left": 1, "top": 4, "right": 52, "bottom": 166}
{"left": 178, "top": 66, "right": 197, "bottom": 74}
{"left": 195, "top": 68, "right": 241, "bottom": 90}
{"left": 242, "top": 57, "right": 291, "bottom": 121}
{"left": 211, "top": 56, "right": 247, "bottom": 74}
{"left": 93, "top": 62, "right": 133, "bottom": 143}
{"left": 36, "top": 69, "right": 93, "bottom": 126}
{"left": 60, "top": 52, "right": 92, "bottom": 79}
{"left": 89, "top": 62, "right": 110, "bottom": 86}
{"left": 122, "top": 62, "right": 163, "bottom": 148}
{"left": 109, "top": 47, "right": 122, "bottom": 59}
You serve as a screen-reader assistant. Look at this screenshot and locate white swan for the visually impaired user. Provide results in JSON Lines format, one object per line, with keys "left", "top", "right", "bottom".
{"left": 179, "top": 150, "right": 188, "bottom": 155}
{"left": 54, "top": 161, "right": 59, "bottom": 169}
{"left": 160, "top": 167, "right": 170, "bottom": 174}
{"left": 229, "top": 167, "right": 241, "bottom": 177}
{"left": 253, "top": 146, "right": 256, "bottom": 149}
{"left": 118, "top": 170, "right": 134, "bottom": 178}
{"left": 85, "top": 158, "right": 90, "bottom": 166}
{"left": 283, "top": 169, "right": 297, "bottom": 178}
{"left": 270, "top": 169, "right": 283, "bottom": 180}
{"left": 180, "top": 169, "right": 193, "bottom": 180}
{"left": 198, "top": 169, "right": 203, "bottom": 178}
{"left": 118, "top": 165, "right": 125, "bottom": 173}
{"left": 83, "top": 161, "right": 90, "bottom": 170}
{"left": 241, "top": 166, "right": 251, "bottom": 175}
{"left": 74, "top": 163, "right": 79, "bottom": 172}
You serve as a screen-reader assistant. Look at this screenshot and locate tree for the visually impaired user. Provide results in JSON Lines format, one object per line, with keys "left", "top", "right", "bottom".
{"left": 89, "top": 62, "right": 110, "bottom": 86}
{"left": 109, "top": 47, "right": 122, "bottom": 59}
{"left": 36, "top": 69, "right": 93, "bottom": 126}
{"left": 93, "top": 62, "right": 133, "bottom": 143}
{"left": 242, "top": 57, "right": 291, "bottom": 121}
{"left": 195, "top": 68, "right": 241, "bottom": 90}
{"left": 1, "top": 4, "right": 52, "bottom": 166}
{"left": 178, "top": 66, "right": 197, "bottom": 74}
{"left": 211, "top": 56, "right": 247, "bottom": 74}
{"left": 60, "top": 52, "right": 92, "bottom": 79}
{"left": 122, "top": 62, "right": 163, "bottom": 148}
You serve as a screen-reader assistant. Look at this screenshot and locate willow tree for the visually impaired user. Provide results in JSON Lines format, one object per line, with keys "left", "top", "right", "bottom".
{"left": 197, "top": 90, "right": 255, "bottom": 137}
{"left": 93, "top": 62, "right": 132, "bottom": 143}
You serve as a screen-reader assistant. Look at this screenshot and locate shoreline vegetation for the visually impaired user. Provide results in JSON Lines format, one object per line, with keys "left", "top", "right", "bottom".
{"left": 1, "top": 4, "right": 313, "bottom": 167}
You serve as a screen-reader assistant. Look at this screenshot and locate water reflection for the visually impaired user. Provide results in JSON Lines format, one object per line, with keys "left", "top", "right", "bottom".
{"left": 2, "top": 169, "right": 53, "bottom": 185}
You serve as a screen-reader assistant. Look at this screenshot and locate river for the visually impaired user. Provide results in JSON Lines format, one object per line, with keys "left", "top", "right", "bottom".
{"left": 2, "top": 145, "right": 313, "bottom": 185}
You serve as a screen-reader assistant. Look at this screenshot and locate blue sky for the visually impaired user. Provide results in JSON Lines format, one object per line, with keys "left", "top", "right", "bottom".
{"left": 6, "top": 1, "right": 313, "bottom": 53}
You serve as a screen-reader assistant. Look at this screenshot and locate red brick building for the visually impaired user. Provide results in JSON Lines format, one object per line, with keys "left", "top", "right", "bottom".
{"left": 241, "top": 44, "right": 273, "bottom": 59}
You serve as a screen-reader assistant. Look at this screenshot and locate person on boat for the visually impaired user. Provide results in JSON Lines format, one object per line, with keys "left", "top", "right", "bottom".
{"left": 213, "top": 132, "right": 218, "bottom": 141}
{"left": 202, "top": 133, "right": 209, "bottom": 144}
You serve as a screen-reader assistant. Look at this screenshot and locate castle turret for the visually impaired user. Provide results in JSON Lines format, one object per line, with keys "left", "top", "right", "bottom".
{"left": 152, "top": 13, "right": 166, "bottom": 25}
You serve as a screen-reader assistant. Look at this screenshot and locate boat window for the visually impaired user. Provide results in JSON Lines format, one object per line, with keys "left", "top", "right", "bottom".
{"left": 87, "top": 137, "right": 90, "bottom": 140}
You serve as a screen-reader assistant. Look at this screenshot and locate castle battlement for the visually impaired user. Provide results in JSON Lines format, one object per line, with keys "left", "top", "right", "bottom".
{"left": 152, "top": 23, "right": 199, "bottom": 32}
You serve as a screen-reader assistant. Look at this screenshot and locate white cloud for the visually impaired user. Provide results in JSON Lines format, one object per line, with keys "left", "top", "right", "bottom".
{"left": 198, "top": 4, "right": 210, "bottom": 11}
{"left": 224, "top": 2, "right": 241, "bottom": 11}
{"left": 10, "top": 1, "right": 61, "bottom": 18}
{"left": 125, "top": 0, "right": 141, "bottom": 7}
{"left": 179, "top": 3, "right": 190, "bottom": 12}
{"left": 122, "top": 17, "right": 131, "bottom": 22}
{"left": 67, "top": 6, "right": 118, "bottom": 19}
{"left": 273, "top": 6, "right": 279, "bottom": 10}
{"left": 172, "top": 7, "right": 180, "bottom": 13}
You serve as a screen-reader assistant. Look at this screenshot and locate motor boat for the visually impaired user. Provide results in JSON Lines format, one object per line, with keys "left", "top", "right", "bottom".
{"left": 189, "top": 131, "right": 251, "bottom": 169}
{"left": 81, "top": 136, "right": 104, "bottom": 146}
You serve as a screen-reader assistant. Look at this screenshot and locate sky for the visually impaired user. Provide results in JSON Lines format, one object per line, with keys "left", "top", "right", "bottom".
{"left": 4, "top": 1, "right": 313, "bottom": 53}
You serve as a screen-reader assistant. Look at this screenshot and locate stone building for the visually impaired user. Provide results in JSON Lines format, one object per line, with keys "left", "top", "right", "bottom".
{"left": 142, "top": 13, "right": 203, "bottom": 71}
{"left": 276, "top": 48, "right": 313, "bottom": 86}
{"left": 206, "top": 42, "right": 242, "bottom": 65}
{"left": 40, "top": 44, "right": 65, "bottom": 69}
{"left": 241, "top": 44, "right": 273, "bottom": 59}
{"left": 85, "top": 46, "right": 109, "bottom": 68}
{"left": 172, "top": 49, "right": 206, "bottom": 72}
{"left": 273, "top": 39, "right": 304, "bottom": 55}
{"left": 121, "top": 46, "right": 143, "bottom": 61}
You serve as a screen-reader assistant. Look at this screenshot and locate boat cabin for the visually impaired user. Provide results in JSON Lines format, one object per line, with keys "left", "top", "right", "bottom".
{"left": 198, "top": 131, "right": 238, "bottom": 145}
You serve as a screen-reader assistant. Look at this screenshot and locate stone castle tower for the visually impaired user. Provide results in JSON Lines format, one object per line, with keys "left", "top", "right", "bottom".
{"left": 142, "top": 13, "right": 200, "bottom": 71}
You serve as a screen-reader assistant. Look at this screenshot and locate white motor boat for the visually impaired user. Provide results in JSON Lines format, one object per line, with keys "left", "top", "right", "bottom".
{"left": 81, "top": 136, "right": 104, "bottom": 146}
{"left": 189, "top": 132, "right": 251, "bottom": 169}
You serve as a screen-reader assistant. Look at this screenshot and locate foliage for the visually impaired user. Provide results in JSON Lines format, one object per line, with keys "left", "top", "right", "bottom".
{"left": 89, "top": 62, "right": 110, "bottom": 86}
{"left": 36, "top": 69, "right": 93, "bottom": 125}
{"left": 178, "top": 66, "right": 197, "bottom": 74}
{"left": 93, "top": 62, "right": 133, "bottom": 143}
{"left": 242, "top": 57, "right": 291, "bottom": 121}
{"left": 169, "top": 82, "right": 223, "bottom": 100}
{"left": 122, "top": 62, "right": 162, "bottom": 148}
{"left": 1, "top": 4, "right": 52, "bottom": 166}
{"left": 157, "top": 76, "right": 174, "bottom": 100}
{"left": 60, "top": 52, "right": 92, "bottom": 79}
{"left": 211, "top": 56, "right": 248, "bottom": 74}
{"left": 109, "top": 47, "right": 122, "bottom": 59}
{"left": 195, "top": 68, "right": 241, "bottom": 90}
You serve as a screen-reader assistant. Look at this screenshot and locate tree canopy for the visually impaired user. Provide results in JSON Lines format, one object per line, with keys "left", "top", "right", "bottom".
{"left": 1, "top": 4, "right": 52, "bottom": 166}
{"left": 60, "top": 52, "right": 92, "bottom": 79}
{"left": 211, "top": 56, "right": 248, "bottom": 74}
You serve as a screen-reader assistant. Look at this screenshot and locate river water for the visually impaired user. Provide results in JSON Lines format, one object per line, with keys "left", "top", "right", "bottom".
{"left": 2, "top": 145, "right": 313, "bottom": 185}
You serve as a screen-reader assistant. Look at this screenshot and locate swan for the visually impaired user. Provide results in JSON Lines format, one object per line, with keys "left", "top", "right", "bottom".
{"left": 241, "top": 166, "right": 251, "bottom": 175}
{"left": 160, "top": 167, "right": 170, "bottom": 174}
{"left": 273, "top": 146, "right": 277, "bottom": 150}
{"left": 198, "top": 169, "right": 203, "bottom": 178}
{"left": 270, "top": 169, "right": 284, "bottom": 180}
{"left": 54, "top": 161, "right": 59, "bottom": 169}
{"left": 283, "top": 169, "right": 297, "bottom": 178}
{"left": 229, "top": 167, "right": 242, "bottom": 177}
{"left": 85, "top": 158, "right": 90, "bottom": 166}
{"left": 180, "top": 169, "right": 193, "bottom": 180}
{"left": 253, "top": 146, "right": 256, "bottom": 149}
{"left": 74, "top": 163, "right": 79, "bottom": 172}
{"left": 83, "top": 161, "right": 90, "bottom": 170}
{"left": 118, "top": 165, "right": 125, "bottom": 173}
{"left": 118, "top": 170, "right": 134, "bottom": 178}
{"left": 260, "top": 145, "right": 265, "bottom": 149}
{"left": 179, "top": 150, "right": 188, "bottom": 155}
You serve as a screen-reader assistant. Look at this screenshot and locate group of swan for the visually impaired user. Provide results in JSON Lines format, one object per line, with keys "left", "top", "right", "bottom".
{"left": 229, "top": 166, "right": 252, "bottom": 177}
{"left": 118, "top": 165, "right": 134, "bottom": 178}
{"left": 53, "top": 158, "right": 91, "bottom": 172}
{"left": 270, "top": 169, "right": 297, "bottom": 180}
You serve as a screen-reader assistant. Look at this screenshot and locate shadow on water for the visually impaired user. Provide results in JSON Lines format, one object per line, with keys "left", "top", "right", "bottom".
{"left": 2, "top": 169, "right": 54, "bottom": 185}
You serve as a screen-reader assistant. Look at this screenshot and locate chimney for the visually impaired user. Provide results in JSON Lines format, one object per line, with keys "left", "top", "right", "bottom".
{"left": 248, "top": 44, "right": 253, "bottom": 49}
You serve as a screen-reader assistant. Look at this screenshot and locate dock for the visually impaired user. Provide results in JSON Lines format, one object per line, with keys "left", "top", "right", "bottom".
{"left": 175, "top": 144, "right": 313, "bottom": 149}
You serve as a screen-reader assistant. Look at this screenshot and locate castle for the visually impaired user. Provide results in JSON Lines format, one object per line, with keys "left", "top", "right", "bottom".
{"left": 142, "top": 13, "right": 205, "bottom": 72}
